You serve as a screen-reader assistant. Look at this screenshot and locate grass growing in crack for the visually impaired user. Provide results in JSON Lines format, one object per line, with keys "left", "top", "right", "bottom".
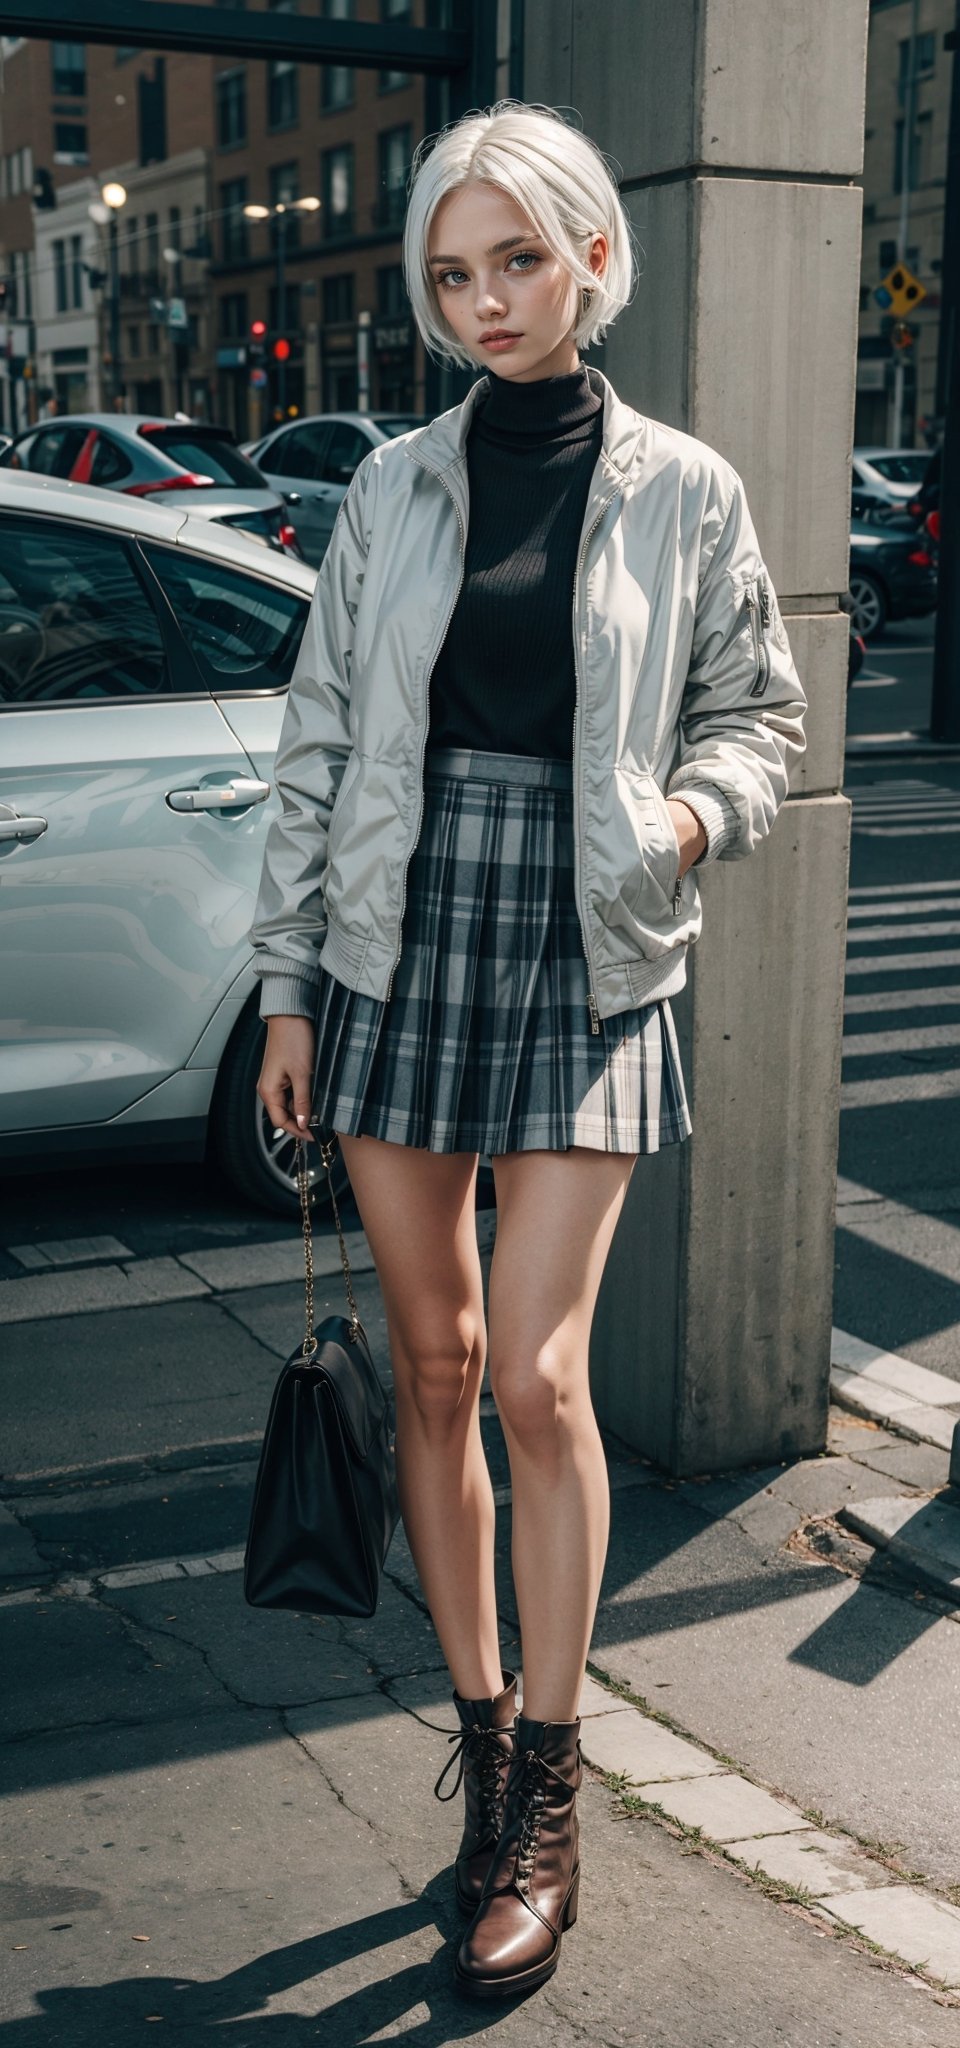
{"left": 603, "top": 1774, "right": 960, "bottom": 2004}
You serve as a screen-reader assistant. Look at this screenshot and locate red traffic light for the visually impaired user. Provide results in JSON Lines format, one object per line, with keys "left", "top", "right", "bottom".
{"left": 273, "top": 337, "right": 291, "bottom": 362}
{"left": 250, "top": 319, "right": 267, "bottom": 339}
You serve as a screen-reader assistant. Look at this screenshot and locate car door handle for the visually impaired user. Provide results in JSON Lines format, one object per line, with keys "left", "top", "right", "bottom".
{"left": 166, "top": 778, "right": 270, "bottom": 813}
{"left": 0, "top": 814, "right": 48, "bottom": 842}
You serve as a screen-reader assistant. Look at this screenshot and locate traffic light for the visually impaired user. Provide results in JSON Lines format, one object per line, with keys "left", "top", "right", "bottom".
{"left": 892, "top": 321, "right": 915, "bottom": 351}
{"left": 273, "top": 337, "right": 291, "bottom": 362}
{"left": 248, "top": 318, "right": 267, "bottom": 365}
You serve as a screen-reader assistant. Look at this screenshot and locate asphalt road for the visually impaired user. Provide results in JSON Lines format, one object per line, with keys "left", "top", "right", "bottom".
{"left": 845, "top": 614, "right": 936, "bottom": 740}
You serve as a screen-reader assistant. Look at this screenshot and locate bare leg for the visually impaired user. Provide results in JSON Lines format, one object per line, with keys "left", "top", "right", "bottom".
{"left": 334, "top": 1132, "right": 503, "bottom": 1701}
{"left": 487, "top": 1145, "right": 638, "bottom": 1723}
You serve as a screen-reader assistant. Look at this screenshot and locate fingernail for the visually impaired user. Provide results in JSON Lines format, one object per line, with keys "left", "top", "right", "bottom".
{"left": 296, "top": 1115, "right": 306, "bottom": 1128}
{"left": 272, "top": 1127, "right": 285, "bottom": 1140}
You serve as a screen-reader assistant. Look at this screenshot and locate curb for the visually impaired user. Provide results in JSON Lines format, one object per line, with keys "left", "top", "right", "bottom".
{"left": 576, "top": 1668, "right": 960, "bottom": 1993}
{"left": 830, "top": 1327, "right": 960, "bottom": 1454}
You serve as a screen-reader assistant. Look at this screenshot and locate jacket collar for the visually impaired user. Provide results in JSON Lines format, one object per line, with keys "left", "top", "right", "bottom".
{"left": 403, "top": 363, "right": 645, "bottom": 488}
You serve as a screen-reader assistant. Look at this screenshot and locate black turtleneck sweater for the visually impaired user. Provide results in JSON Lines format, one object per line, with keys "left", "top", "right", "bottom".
{"left": 427, "top": 362, "right": 604, "bottom": 759}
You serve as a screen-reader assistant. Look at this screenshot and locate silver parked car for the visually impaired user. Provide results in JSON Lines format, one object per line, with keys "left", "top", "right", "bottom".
{"left": 244, "top": 410, "right": 429, "bottom": 563}
{"left": 0, "top": 470, "right": 346, "bottom": 1215}
{"left": 851, "top": 447, "right": 931, "bottom": 512}
{"left": 0, "top": 414, "right": 303, "bottom": 559}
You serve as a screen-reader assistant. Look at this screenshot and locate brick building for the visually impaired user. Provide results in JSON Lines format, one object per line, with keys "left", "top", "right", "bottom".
{"left": 207, "top": 0, "right": 426, "bottom": 440}
{"left": 0, "top": 5, "right": 429, "bottom": 435}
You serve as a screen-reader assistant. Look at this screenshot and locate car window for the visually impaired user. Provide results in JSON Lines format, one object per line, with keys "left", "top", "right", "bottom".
{"left": 0, "top": 518, "right": 169, "bottom": 706}
{"left": 321, "top": 424, "right": 369, "bottom": 486}
{"left": 869, "top": 453, "right": 928, "bottom": 485}
{"left": 271, "top": 422, "right": 331, "bottom": 482}
{"left": 90, "top": 433, "right": 133, "bottom": 485}
{"left": 143, "top": 545, "right": 308, "bottom": 690}
{"left": 23, "top": 426, "right": 89, "bottom": 478}
{"left": 140, "top": 427, "right": 268, "bottom": 490}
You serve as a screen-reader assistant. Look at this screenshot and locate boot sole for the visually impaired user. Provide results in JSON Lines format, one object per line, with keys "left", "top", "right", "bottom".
{"left": 453, "top": 1871, "right": 579, "bottom": 1999}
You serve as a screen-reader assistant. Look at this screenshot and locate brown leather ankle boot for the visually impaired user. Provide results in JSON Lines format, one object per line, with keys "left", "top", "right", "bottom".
{"left": 433, "top": 1669, "right": 518, "bottom": 1914}
{"left": 454, "top": 1712, "right": 582, "bottom": 1998}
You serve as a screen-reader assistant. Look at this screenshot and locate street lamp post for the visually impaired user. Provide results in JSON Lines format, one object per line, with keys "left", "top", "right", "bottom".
{"left": 243, "top": 196, "right": 319, "bottom": 420}
{"left": 101, "top": 181, "right": 127, "bottom": 408}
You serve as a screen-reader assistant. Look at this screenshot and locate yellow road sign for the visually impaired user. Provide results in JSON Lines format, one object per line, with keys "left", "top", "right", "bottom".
{"left": 878, "top": 261, "right": 927, "bottom": 318}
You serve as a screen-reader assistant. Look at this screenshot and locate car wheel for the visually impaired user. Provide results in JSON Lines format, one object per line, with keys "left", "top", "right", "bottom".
{"left": 848, "top": 572, "right": 887, "bottom": 640}
{"left": 210, "top": 1002, "right": 353, "bottom": 1219}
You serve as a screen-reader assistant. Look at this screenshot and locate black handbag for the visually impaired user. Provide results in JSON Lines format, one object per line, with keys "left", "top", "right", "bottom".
{"left": 243, "top": 1134, "right": 400, "bottom": 1618}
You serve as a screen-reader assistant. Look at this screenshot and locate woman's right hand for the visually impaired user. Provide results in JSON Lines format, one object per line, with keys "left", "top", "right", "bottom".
{"left": 257, "top": 1015, "right": 317, "bottom": 1142}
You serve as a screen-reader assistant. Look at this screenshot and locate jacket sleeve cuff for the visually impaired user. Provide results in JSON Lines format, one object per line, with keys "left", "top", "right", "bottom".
{"left": 667, "top": 782, "right": 741, "bottom": 865}
{"left": 257, "top": 971, "right": 319, "bottom": 1020}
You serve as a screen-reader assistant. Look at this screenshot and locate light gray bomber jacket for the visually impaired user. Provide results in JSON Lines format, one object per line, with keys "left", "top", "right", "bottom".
{"left": 250, "top": 363, "right": 807, "bottom": 1029}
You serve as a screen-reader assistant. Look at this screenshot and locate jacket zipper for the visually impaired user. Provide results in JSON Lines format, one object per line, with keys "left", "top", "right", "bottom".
{"left": 572, "top": 487, "right": 620, "bottom": 1034}
{"left": 745, "top": 578, "right": 772, "bottom": 699}
{"left": 385, "top": 471, "right": 467, "bottom": 999}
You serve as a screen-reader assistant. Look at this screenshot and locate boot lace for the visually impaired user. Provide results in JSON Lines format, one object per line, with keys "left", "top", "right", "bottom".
{"left": 433, "top": 1723, "right": 509, "bottom": 1829}
{"left": 510, "top": 1747, "right": 574, "bottom": 1895}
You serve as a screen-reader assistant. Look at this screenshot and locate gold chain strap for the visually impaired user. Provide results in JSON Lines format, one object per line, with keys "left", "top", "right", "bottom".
{"left": 295, "top": 1135, "right": 361, "bottom": 1358}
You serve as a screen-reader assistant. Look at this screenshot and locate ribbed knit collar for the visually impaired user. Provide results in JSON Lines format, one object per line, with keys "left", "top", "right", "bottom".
{"left": 474, "top": 361, "right": 602, "bottom": 441}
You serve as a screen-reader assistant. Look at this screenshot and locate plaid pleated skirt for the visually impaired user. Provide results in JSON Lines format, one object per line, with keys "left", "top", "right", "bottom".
{"left": 309, "top": 746, "right": 692, "bottom": 1156}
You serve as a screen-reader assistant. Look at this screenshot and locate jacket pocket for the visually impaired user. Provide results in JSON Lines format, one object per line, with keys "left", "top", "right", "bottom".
{"left": 619, "top": 770, "right": 683, "bottom": 916}
{"left": 743, "top": 573, "right": 774, "bottom": 699}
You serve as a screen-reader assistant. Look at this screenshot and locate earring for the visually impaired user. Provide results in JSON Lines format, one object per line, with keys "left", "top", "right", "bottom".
{"left": 581, "top": 286, "right": 594, "bottom": 312}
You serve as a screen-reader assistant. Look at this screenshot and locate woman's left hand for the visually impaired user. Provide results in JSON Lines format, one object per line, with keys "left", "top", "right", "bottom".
{"left": 667, "top": 798, "right": 709, "bottom": 879}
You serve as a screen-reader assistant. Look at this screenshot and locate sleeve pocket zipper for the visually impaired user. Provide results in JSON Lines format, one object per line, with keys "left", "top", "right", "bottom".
{"left": 744, "top": 577, "right": 773, "bottom": 698}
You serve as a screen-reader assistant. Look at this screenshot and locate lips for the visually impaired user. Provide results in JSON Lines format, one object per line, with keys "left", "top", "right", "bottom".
{"left": 481, "top": 332, "right": 521, "bottom": 342}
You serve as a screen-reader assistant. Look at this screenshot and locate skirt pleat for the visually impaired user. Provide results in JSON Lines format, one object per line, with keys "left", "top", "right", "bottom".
{"left": 309, "top": 748, "right": 692, "bottom": 1156}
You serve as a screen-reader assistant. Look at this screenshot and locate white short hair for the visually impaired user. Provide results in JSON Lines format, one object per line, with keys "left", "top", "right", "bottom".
{"left": 402, "top": 99, "right": 641, "bottom": 371}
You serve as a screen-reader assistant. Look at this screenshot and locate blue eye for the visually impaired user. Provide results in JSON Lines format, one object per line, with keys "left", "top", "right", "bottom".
{"left": 436, "top": 251, "right": 541, "bottom": 289}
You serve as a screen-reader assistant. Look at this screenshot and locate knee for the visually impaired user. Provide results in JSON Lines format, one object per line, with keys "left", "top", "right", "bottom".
{"left": 394, "top": 1323, "right": 484, "bottom": 1438}
{"left": 490, "top": 1342, "right": 575, "bottom": 1454}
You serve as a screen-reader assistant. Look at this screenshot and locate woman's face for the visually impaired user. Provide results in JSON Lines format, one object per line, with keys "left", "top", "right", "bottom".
{"left": 427, "top": 181, "right": 606, "bottom": 384}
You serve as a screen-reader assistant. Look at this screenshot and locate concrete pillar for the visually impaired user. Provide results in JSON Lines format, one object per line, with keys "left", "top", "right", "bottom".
{"left": 524, "top": 1, "right": 867, "bottom": 1473}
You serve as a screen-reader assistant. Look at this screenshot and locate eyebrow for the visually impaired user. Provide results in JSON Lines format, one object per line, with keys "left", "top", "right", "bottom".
{"left": 427, "top": 233, "right": 544, "bottom": 267}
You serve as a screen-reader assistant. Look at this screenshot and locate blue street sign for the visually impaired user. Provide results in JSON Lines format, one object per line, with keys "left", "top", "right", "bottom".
{"left": 249, "top": 367, "right": 268, "bottom": 390}
{"left": 874, "top": 285, "right": 893, "bottom": 309}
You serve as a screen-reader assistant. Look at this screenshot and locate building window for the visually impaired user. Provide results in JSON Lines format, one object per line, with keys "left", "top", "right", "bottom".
{"left": 376, "top": 125, "right": 411, "bottom": 228}
{"left": 898, "top": 30, "right": 936, "bottom": 104}
{"left": 10, "top": 250, "right": 32, "bottom": 319}
{"left": 269, "top": 162, "right": 301, "bottom": 249}
{"left": 376, "top": 263, "right": 406, "bottom": 316}
{"left": 70, "top": 233, "right": 83, "bottom": 309}
{"left": 219, "top": 291, "right": 248, "bottom": 338}
{"left": 4, "top": 145, "right": 33, "bottom": 198}
{"left": 52, "top": 40, "right": 86, "bottom": 97}
{"left": 879, "top": 238, "right": 897, "bottom": 272}
{"left": 53, "top": 122, "right": 88, "bottom": 165}
{"left": 379, "top": 0, "right": 411, "bottom": 92}
{"left": 266, "top": 0, "right": 299, "bottom": 131}
{"left": 216, "top": 69, "right": 247, "bottom": 148}
{"left": 323, "top": 272, "right": 354, "bottom": 324}
{"left": 221, "top": 178, "right": 249, "bottom": 262}
{"left": 145, "top": 213, "right": 161, "bottom": 292}
{"left": 320, "top": 0, "right": 354, "bottom": 111}
{"left": 128, "top": 324, "right": 141, "bottom": 356}
{"left": 125, "top": 214, "right": 139, "bottom": 293}
{"left": 53, "top": 240, "right": 68, "bottom": 315}
{"left": 321, "top": 144, "right": 354, "bottom": 238}
{"left": 267, "top": 57, "right": 298, "bottom": 130}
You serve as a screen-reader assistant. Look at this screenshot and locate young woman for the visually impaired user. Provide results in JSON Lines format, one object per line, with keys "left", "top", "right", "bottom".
{"left": 251, "top": 99, "right": 806, "bottom": 2000}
